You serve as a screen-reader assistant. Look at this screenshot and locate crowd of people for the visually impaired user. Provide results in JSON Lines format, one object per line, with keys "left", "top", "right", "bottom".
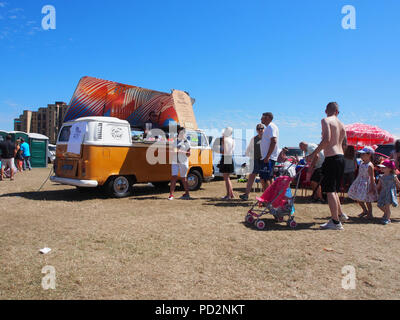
{"left": 168, "top": 102, "right": 399, "bottom": 230}
{"left": 0, "top": 135, "right": 32, "bottom": 181}
{"left": 3, "top": 103, "right": 399, "bottom": 230}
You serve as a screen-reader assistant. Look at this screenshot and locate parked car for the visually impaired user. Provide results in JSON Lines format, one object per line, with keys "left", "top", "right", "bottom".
{"left": 47, "top": 144, "right": 56, "bottom": 163}
{"left": 375, "top": 144, "right": 394, "bottom": 157}
{"left": 286, "top": 147, "right": 304, "bottom": 160}
{"left": 209, "top": 136, "right": 251, "bottom": 178}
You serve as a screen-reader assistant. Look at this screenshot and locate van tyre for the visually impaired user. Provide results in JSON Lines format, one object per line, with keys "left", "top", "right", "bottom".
{"left": 186, "top": 169, "right": 202, "bottom": 191}
{"left": 107, "top": 176, "right": 133, "bottom": 198}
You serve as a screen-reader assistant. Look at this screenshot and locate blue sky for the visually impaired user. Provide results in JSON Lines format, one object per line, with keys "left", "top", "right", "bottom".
{"left": 1, "top": 0, "right": 399, "bottom": 147}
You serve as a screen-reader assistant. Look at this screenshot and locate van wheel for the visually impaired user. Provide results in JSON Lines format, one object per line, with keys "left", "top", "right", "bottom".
{"left": 107, "top": 176, "right": 133, "bottom": 198}
{"left": 186, "top": 170, "right": 202, "bottom": 191}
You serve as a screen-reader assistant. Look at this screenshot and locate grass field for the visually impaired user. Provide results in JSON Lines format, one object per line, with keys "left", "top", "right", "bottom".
{"left": 1, "top": 167, "right": 399, "bottom": 300}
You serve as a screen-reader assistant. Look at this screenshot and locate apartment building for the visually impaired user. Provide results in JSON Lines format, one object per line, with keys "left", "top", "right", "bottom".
{"left": 14, "top": 102, "right": 69, "bottom": 144}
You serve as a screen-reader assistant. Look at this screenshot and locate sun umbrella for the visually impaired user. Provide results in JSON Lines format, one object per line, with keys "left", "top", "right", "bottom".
{"left": 345, "top": 123, "right": 394, "bottom": 149}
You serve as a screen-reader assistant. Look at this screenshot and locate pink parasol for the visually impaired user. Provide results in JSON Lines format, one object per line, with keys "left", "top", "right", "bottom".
{"left": 345, "top": 123, "right": 395, "bottom": 149}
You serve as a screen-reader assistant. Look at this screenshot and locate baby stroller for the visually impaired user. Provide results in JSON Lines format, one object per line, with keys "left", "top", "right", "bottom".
{"left": 244, "top": 162, "right": 305, "bottom": 230}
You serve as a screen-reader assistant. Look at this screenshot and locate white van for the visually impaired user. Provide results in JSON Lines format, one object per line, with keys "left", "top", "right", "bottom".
{"left": 50, "top": 117, "right": 214, "bottom": 197}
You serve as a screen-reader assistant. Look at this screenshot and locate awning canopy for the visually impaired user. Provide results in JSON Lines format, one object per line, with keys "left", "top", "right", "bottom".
{"left": 63, "top": 76, "right": 198, "bottom": 130}
{"left": 345, "top": 123, "right": 394, "bottom": 148}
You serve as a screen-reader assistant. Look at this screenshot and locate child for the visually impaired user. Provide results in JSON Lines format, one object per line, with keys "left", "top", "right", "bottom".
{"left": 376, "top": 159, "right": 400, "bottom": 225}
{"left": 348, "top": 146, "right": 378, "bottom": 219}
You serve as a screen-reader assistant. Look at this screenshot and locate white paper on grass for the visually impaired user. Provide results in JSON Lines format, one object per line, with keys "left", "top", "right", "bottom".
{"left": 39, "top": 248, "right": 51, "bottom": 254}
{"left": 67, "top": 122, "right": 88, "bottom": 154}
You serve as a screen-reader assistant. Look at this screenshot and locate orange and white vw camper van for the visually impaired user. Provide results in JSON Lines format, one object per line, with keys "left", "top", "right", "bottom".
{"left": 50, "top": 116, "right": 213, "bottom": 197}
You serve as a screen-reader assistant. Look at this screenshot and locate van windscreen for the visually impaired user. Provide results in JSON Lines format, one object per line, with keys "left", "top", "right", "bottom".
{"left": 58, "top": 126, "right": 71, "bottom": 142}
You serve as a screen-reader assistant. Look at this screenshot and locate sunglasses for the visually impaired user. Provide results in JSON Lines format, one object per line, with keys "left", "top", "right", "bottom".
{"left": 257, "top": 128, "right": 264, "bottom": 131}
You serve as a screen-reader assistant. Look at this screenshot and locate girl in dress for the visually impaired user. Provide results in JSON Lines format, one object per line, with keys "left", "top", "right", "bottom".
{"left": 348, "top": 146, "right": 378, "bottom": 219}
{"left": 376, "top": 159, "right": 400, "bottom": 225}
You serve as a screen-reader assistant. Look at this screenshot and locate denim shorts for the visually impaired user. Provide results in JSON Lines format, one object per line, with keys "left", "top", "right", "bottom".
{"left": 259, "top": 159, "right": 276, "bottom": 180}
{"left": 252, "top": 159, "right": 264, "bottom": 174}
{"left": 172, "top": 163, "right": 189, "bottom": 177}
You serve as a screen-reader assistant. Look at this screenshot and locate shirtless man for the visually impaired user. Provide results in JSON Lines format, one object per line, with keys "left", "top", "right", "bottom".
{"left": 310, "top": 102, "right": 349, "bottom": 230}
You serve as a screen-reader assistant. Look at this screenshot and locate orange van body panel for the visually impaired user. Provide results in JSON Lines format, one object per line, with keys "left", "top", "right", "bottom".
{"left": 55, "top": 143, "right": 212, "bottom": 185}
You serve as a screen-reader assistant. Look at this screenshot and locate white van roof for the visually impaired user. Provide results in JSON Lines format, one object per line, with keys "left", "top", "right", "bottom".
{"left": 63, "top": 116, "right": 129, "bottom": 125}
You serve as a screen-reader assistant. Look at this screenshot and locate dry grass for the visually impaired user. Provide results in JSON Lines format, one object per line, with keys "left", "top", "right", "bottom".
{"left": 0, "top": 167, "right": 399, "bottom": 300}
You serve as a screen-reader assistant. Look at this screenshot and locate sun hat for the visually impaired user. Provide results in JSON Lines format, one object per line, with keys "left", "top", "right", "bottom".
{"left": 222, "top": 127, "right": 233, "bottom": 137}
{"left": 377, "top": 159, "right": 396, "bottom": 170}
{"left": 358, "top": 146, "right": 375, "bottom": 154}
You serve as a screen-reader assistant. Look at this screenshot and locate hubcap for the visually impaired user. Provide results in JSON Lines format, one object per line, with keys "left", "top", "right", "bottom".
{"left": 187, "top": 174, "right": 198, "bottom": 189}
{"left": 114, "top": 177, "right": 129, "bottom": 194}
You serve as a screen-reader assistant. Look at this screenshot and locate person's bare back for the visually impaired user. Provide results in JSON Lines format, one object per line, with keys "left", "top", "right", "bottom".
{"left": 311, "top": 102, "right": 348, "bottom": 230}
{"left": 321, "top": 115, "right": 346, "bottom": 157}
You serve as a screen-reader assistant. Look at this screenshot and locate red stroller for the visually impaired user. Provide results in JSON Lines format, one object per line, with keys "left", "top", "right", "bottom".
{"left": 245, "top": 163, "right": 305, "bottom": 230}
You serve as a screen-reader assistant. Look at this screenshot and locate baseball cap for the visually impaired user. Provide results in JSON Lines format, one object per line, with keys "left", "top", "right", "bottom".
{"left": 358, "top": 146, "right": 375, "bottom": 154}
{"left": 377, "top": 159, "right": 396, "bottom": 170}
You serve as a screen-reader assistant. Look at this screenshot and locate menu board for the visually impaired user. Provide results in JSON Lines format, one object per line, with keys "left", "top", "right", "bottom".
{"left": 67, "top": 122, "right": 87, "bottom": 154}
{"left": 172, "top": 90, "right": 198, "bottom": 130}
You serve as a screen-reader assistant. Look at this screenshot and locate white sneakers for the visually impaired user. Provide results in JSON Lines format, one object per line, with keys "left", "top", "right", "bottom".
{"left": 320, "top": 213, "right": 348, "bottom": 230}
{"left": 320, "top": 219, "right": 344, "bottom": 230}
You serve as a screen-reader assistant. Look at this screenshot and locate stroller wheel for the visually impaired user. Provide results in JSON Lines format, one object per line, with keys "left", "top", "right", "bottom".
{"left": 287, "top": 220, "right": 297, "bottom": 229}
{"left": 255, "top": 220, "right": 266, "bottom": 230}
{"left": 245, "top": 214, "right": 255, "bottom": 224}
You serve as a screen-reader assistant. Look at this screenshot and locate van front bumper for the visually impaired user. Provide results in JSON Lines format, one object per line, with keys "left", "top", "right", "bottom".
{"left": 50, "top": 176, "right": 98, "bottom": 188}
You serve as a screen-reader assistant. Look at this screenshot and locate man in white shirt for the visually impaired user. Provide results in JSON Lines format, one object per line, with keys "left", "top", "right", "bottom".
{"left": 169, "top": 127, "right": 191, "bottom": 200}
{"left": 259, "top": 112, "right": 279, "bottom": 190}
{"left": 299, "top": 141, "right": 325, "bottom": 202}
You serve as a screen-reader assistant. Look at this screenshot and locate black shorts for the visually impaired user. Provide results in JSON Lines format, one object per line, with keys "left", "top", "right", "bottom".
{"left": 310, "top": 167, "right": 323, "bottom": 183}
{"left": 321, "top": 155, "right": 344, "bottom": 193}
{"left": 219, "top": 156, "right": 235, "bottom": 174}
